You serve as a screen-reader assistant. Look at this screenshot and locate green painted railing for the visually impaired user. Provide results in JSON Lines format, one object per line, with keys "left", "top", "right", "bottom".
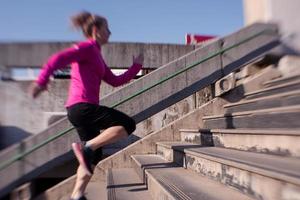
{"left": 0, "top": 29, "right": 277, "bottom": 171}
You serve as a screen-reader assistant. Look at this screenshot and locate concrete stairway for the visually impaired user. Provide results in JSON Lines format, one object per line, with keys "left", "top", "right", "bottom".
{"left": 0, "top": 22, "right": 281, "bottom": 199}
{"left": 106, "top": 74, "right": 300, "bottom": 200}
{"left": 107, "top": 151, "right": 254, "bottom": 200}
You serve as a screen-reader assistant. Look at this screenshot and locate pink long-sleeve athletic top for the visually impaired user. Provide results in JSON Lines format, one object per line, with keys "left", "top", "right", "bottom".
{"left": 36, "top": 39, "right": 142, "bottom": 107}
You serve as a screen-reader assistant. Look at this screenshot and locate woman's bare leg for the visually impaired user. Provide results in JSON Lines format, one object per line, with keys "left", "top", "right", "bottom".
{"left": 71, "top": 165, "right": 93, "bottom": 199}
{"left": 86, "top": 125, "right": 128, "bottom": 151}
{"left": 71, "top": 126, "right": 128, "bottom": 199}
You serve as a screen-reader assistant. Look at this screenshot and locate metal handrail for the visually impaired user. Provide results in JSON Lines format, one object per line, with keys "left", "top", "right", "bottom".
{"left": 0, "top": 29, "right": 277, "bottom": 171}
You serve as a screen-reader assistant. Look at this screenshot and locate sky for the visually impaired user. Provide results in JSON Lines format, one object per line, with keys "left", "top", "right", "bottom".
{"left": 0, "top": 0, "right": 244, "bottom": 44}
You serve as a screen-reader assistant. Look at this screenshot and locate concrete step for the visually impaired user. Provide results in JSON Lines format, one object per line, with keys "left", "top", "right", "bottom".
{"left": 203, "top": 105, "right": 300, "bottom": 129}
{"left": 224, "top": 89, "right": 300, "bottom": 113}
{"left": 181, "top": 129, "right": 300, "bottom": 158}
{"left": 131, "top": 154, "right": 177, "bottom": 182}
{"left": 132, "top": 154, "right": 254, "bottom": 200}
{"left": 245, "top": 79, "right": 300, "bottom": 99}
{"left": 156, "top": 142, "right": 202, "bottom": 165}
{"left": 210, "top": 129, "right": 300, "bottom": 158}
{"left": 263, "top": 73, "right": 300, "bottom": 88}
{"left": 106, "top": 168, "right": 152, "bottom": 200}
{"left": 180, "top": 129, "right": 300, "bottom": 157}
{"left": 184, "top": 147, "right": 300, "bottom": 200}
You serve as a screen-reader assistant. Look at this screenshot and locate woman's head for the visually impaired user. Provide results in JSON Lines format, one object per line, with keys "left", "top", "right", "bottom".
{"left": 71, "top": 11, "right": 111, "bottom": 44}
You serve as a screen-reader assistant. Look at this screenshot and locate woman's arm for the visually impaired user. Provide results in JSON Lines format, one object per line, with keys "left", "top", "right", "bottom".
{"left": 103, "top": 54, "right": 144, "bottom": 87}
{"left": 30, "top": 44, "right": 91, "bottom": 98}
{"left": 36, "top": 46, "right": 88, "bottom": 87}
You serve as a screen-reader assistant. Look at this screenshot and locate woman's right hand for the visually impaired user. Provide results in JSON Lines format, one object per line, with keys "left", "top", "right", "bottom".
{"left": 29, "top": 82, "right": 46, "bottom": 99}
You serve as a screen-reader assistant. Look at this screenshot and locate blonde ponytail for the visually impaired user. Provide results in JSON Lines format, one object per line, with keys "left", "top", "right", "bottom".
{"left": 71, "top": 11, "right": 106, "bottom": 37}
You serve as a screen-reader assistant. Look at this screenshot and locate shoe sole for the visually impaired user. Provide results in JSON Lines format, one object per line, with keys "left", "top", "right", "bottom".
{"left": 72, "top": 143, "right": 92, "bottom": 176}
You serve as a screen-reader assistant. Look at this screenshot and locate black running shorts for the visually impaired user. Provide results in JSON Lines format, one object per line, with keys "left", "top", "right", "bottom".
{"left": 67, "top": 103, "right": 136, "bottom": 164}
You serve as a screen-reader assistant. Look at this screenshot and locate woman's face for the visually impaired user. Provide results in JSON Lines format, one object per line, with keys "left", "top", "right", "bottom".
{"left": 95, "top": 20, "right": 111, "bottom": 45}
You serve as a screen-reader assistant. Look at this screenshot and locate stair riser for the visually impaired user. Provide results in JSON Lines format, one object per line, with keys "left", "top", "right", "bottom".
{"left": 131, "top": 158, "right": 146, "bottom": 183}
{"left": 180, "top": 131, "right": 214, "bottom": 146}
{"left": 157, "top": 145, "right": 173, "bottom": 162}
{"left": 184, "top": 153, "right": 300, "bottom": 200}
{"left": 225, "top": 95, "right": 300, "bottom": 113}
{"left": 106, "top": 169, "right": 116, "bottom": 200}
{"left": 246, "top": 83, "right": 300, "bottom": 99}
{"left": 156, "top": 145, "right": 185, "bottom": 166}
{"left": 213, "top": 133, "right": 300, "bottom": 158}
{"left": 204, "top": 112, "right": 300, "bottom": 129}
{"left": 264, "top": 76, "right": 300, "bottom": 88}
{"left": 106, "top": 168, "right": 151, "bottom": 200}
{"left": 146, "top": 172, "right": 176, "bottom": 200}
{"left": 181, "top": 132, "right": 300, "bottom": 158}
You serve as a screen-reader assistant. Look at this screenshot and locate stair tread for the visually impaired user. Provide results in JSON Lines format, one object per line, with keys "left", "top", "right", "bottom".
{"left": 134, "top": 154, "right": 253, "bottom": 200}
{"left": 179, "top": 128, "right": 300, "bottom": 135}
{"left": 211, "top": 128, "right": 300, "bottom": 135}
{"left": 185, "top": 147, "right": 300, "bottom": 185}
{"left": 224, "top": 89, "right": 300, "bottom": 108}
{"left": 179, "top": 129, "right": 201, "bottom": 133}
{"left": 107, "top": 168, "right": 152, "bottom": 200}
{"left": 203, "top": 104, "right": 300, "bottom": 119}
{"left": 264, "top": 73, "right": 300, "bottom": 86}
{"left": 86, "top": 180, "right": 107, "bottom": 200}
{"left": 131, "top": 154, "right": 177, "bottom": 168}
{"left": 156, "top": 141, "right": 202, "bottom": 149}
{"left": 245, "top": 79, "right": 300, "bottom": 96}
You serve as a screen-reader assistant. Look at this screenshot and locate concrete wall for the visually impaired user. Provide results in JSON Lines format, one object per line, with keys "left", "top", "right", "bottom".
{"left": 243, "top": 0, "right": 300, "bottom": 52}
{"left": 0, "top": 42, "right": 195, "bottom": 70}
{"left": 0, "top": 81, "right": 44, "bottom": 135}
